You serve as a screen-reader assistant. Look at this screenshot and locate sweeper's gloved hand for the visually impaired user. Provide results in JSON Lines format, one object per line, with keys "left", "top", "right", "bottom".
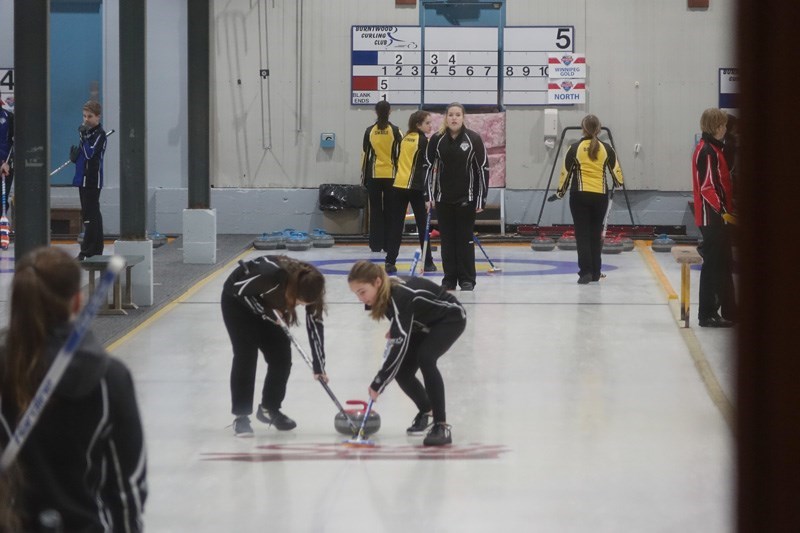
{"left": 69, "top": 145, "right": 80, "bottom": 163}
{"left": 547, "top": 194, "right": 559, "bottom": 202}
{"left": 315, "top": 373, "right": 329, "bottom": 383}
{"left": 722, "top": 213, "right": 737, "bottom": 225}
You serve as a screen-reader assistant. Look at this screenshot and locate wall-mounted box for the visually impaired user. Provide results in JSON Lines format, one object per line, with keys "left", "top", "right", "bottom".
{"left": 320, "top": 132, "right": 335, "bottom": 149}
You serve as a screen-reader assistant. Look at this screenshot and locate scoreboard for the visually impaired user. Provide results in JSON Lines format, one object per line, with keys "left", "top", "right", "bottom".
{"left": 351, "top": 26, "right": 422, "bottom": 105}
{"left": 423, "top": 27, "right": 498, "bottom": 106}
{"left": 351, "top": 25, "right": 578, "bottom": 107}
{"left": 503, "top": 27, "right": 575, "bottom": 106}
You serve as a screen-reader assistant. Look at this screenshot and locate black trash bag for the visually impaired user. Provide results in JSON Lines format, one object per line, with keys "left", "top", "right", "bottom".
{"left": 318, "top": 184, "right": 367, "bottom": 211}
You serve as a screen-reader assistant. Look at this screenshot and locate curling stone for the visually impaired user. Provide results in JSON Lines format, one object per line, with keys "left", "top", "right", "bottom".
{"left": 334, "top": 400, "right": 381, "bottom": 436}
{"left": 618, "top": 234, "right": 635, "bottom": 252}
{"left": 253, "top": 232, "right": 281, "bottom": 250}
{"left": 148, "top": 231, "right": 167, "bottom": 248}
{"left": 530, "top": 234, "right": 556, "bottom": 252}
{"left": 285, "top": 231, "right": 312, "bottom": 251}
{"left": 310, "top": 228, "right": 335, "bottom": 248}
{"left": 602, "top": 236, "right": 624, "bottom": 254}
{"left": 651, "top": 234, "right": 675, "bottom": 253}
{"left": 557, "top": 230, "right": 577, "bottom": 251}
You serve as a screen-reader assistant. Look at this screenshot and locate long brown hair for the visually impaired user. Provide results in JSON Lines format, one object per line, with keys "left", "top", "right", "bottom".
{"left": 274, "top": 256, "right": 326, "bottom": 326}
{"left": 581, "top": 114, "right": 602, "bottom": 161}
{"left": 407, "top": 110, "right": 430, "bottom": 135}
{"left": 3, "top": 247, "right": 81, "bottom": 414}
{"left": 347, "top": 261, "right": 396, "bottom": 321}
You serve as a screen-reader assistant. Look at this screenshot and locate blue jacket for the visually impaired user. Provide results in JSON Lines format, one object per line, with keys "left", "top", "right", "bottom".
{"left": 72, "top": 124, "right": 107, "bottom": 188}
{"left": 0, "top": 108, "right": 12, "bottom": 164}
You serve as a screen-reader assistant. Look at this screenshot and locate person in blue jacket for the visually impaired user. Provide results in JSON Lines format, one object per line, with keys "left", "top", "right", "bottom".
{"left": 71, "top": 100, "right": 107, "bottom": 260}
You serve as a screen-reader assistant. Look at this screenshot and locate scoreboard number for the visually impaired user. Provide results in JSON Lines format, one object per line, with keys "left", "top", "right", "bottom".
{"left": 503, "top": 27, "right": 576, "bottom": 106}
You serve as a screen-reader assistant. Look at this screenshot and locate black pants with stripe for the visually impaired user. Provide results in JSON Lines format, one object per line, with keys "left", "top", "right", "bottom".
{"left": 385, "top": 188, "right": 434, "bottom": 267}
{"left": 570, "top": 191, "right": 608, "bottom": 279}
{"left": 366, "top": 177, "right": 394, "bottom": 252}
{"left": 436, "top": 201, "right": 477, "bottom": 287}
{"left": 395, "top": 319, "right": 466, "bottom": 424}
{"left": 79, "top": 186, "right": 104, "bottom": 257}
{"left": 221, "top": 292, "right": 292, "bottom": 416}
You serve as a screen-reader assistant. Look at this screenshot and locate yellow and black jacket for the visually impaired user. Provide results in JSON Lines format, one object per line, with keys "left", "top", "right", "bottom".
{"left": 556, "top": 137, "right": 624, "bottom": 197}
{"left": 393, "top": 131, "right": 428, "bottom": 194}
{"left": 361, "top": 122, "right": 402, "bottom": 184}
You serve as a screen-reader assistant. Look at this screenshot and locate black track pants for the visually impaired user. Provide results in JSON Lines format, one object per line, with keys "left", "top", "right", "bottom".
{"left": 570, "top": 191, "right": 608, "bottom": 279}
{"left": 436, "top": 202, "right": 477, "bottom": 287}
{"left": 385, "top": 188, "right": 434, "bottom": 267}
{"left": 394, "top": 319, "right": 466, "bottom": 424}
{"left": 221, "top": 292, "right": 292, "bottom": 416}
{"left": 366, "top": 177, "right": 395, "bottom": 252}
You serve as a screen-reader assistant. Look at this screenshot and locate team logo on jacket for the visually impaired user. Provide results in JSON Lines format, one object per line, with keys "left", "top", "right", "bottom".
{"left": 460, "top": 142, "right": 470, "bottom": 151}
{"left": 560, "top": 80, "right": 574, "bottom": 91}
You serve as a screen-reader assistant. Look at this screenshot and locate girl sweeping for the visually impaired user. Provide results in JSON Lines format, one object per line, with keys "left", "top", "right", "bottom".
{"left": 347, "top": 260, "right": 466, "bottom": 446}
{"left": 222, "top": 255, "right": 327, "bottom": 437}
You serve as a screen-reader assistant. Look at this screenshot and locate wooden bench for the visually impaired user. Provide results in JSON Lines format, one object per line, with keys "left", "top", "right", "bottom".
{"left": 671, "top": 246, "right": 703, "bottom": 328}
{"left": 80, "top": 255, "right": 145, "bottom": 315}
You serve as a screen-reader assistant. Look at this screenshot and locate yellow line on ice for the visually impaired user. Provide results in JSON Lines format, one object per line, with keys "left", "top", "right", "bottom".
{"left": 106, "top": 248, "right": 253, "bottom": 353}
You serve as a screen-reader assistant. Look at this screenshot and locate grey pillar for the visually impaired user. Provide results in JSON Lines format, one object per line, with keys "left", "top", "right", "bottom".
{"left": 117, "top": 0, "right": 153, "bottom": 304}
{"left": 188, "top": 0, "right": 210, "bottom": 209}
{"left": 184, "top": 0, "right": 216, "bottom": 264}
{"left": 13, "top": 0, "right": 50, "bottom": 261}
{"left": 119, "top": 0, "right": 146, "bottom": 240}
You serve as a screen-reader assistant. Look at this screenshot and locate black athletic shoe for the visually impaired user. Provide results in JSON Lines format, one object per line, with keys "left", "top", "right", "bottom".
{"left": 460, "top": 282, "right": 474, "bottom": 291}
{"left": 423, "top": 423, "right": 452, "bottom": 446}
{"left": 256, "top": 407, "right": 297, "bottom": 430}
{"left": 233, "top": 416, "right": 254, "bottom": 438}
{"left": 577, "top": 274, "right": 592, "bottom": 285}
{"left": 698, "top": 316, "right": 734, "bottom": 328}
{"left": 423, "top": 263, "right": 437, "bottom": 273}
{"left": 385, "top": 263, "right": 398, "bottom": 274}
{"left": 441, "top": 281, "right": 456, "bottom": 291}
{"left": 406, "top": 411, "right": 433, "bottom": 436}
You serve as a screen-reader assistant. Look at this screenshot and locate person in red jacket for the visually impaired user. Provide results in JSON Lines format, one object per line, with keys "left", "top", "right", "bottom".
{"left": 692, "top": 108, "right": 737, "bottom": 328}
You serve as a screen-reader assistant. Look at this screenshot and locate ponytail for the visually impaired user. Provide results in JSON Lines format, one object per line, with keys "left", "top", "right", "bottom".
{"left": 582, "top": 114, "right": 602, "bottom": 161}
{"left": 375, "top": 100, "right": 391, "bottom": 130}
{"left": 4, "top": 247, "right": 80, "bottom": 414}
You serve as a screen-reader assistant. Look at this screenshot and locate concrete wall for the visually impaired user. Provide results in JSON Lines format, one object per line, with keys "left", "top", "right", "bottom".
{"left": 1, "top": 0, "right": 735, "bottom": 233}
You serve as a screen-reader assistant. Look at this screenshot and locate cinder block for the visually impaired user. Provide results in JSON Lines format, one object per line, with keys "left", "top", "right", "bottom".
{"left": 183, "top": 209, "right": 217, "bottom": 264}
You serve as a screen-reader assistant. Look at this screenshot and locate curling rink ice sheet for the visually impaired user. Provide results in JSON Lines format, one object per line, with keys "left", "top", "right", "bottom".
{"left": 1, "top": 243, "right": 734, "bottom": 532}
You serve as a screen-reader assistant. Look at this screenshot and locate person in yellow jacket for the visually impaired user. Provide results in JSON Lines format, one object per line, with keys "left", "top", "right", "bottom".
{"left": 385, "top": 110, "right": 437, "bottom": 274}
{"left": 361, "top": 100, "right": 403, "bottom": 253}
{"left": 554, "top": 115, "right": 623, "bottom": 284}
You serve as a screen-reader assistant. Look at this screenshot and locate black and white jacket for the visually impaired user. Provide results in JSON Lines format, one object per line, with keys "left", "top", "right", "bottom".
{"left": 424, "top": 127, "right": 489, "bottom": 209}
{"left": 0, "top": 326, "right": 147, "bottom": 533}
{"left": 222, "top": 255, "right": 326, "bottom": 374}
{"left": 370, "top": 277, "right": 466, "bottom": 393}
